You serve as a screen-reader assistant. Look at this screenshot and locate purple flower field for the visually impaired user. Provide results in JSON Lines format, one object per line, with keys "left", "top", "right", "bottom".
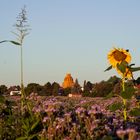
{"left": 1, "top": 93, "right": 140, "bottom": 140}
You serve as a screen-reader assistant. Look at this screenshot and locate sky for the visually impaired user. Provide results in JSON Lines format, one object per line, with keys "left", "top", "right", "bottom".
{"left": 0, "top": 0, "right": 140, "bottom": 87}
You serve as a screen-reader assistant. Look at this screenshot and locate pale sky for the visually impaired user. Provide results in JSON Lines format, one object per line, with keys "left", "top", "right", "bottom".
{"left": 0, "top": 0, "right": 140, "bottom": 86}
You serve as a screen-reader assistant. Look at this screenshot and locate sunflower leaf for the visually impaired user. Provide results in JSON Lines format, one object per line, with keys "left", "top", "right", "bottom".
{"left": 108, "top": 102, "right": 123, "bottom": 112}
{"left": 120, "top": 87, "right": 135, "bottom": 99}
{"left": 129, "top": 64, "right": 135, "bottom": 67}
{"left": 130, "top": 67, "right": 140, "bottom": 72}
{"left": 117, "top": 64, "right": 126, "bottom": 73}
{"left": 104, "top": 66, "right": 112, "bottom": 72}
{"left": 117, "top": 62, "right": 127, "bottom": 74}
{"left": 129, "top": 108, "right": 140, "bottom": 117}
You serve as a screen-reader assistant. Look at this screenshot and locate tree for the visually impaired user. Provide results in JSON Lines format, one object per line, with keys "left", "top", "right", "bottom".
{"left": 71, "top": 78, "right": 81, "bottom": 94}
{"left": 113, "top": 82, "right": 121, "bottom": 95}
{"left": 25, "top": 83, "right": 40, "bottom": 96}
{"left": 92, "top": 81, "right": 113, "bottom": 97}
{"left": 107, "top": 76, "right": 121, "bottom": 85}
{"left": 43, "top": 82, "right": 52, "bottom": 96}
{"left": 63, "top": 87, "right": 71, "bottom": 96}
{"left": 0, "top": 85, "right": 8, "bottom": 95}
{"left": 52, "top": 82, "right": 60, "bottom": 96}
{"left": 83, "top": 81, "right": 93, "bottom": 92}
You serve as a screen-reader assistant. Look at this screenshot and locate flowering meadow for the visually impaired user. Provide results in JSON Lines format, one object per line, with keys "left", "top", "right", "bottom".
{"left": 1, "top": 45, "right": 140, "bottom": 140}
{"left": 0, "top": 93, "right": 140, "bottom": 140}
{"left": 1, "top": 4, "right": 140, "bottom": 139}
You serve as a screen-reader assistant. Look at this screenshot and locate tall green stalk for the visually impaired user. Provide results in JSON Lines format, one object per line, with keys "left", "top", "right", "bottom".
{"left": 20, "top": 43, "right": 25, "bottom": 111}
{"left": 12, "top": 6, "right": 30, "bottom": 112}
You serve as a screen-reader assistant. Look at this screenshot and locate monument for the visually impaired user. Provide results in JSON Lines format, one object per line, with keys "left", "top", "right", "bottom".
{"left": 62, "top": 73, "right": 74, "bottom": 88}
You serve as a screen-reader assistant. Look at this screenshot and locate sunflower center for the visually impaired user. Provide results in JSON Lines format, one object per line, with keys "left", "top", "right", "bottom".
{"left": 113, "top": 50, "right": 127, "bottom": 61}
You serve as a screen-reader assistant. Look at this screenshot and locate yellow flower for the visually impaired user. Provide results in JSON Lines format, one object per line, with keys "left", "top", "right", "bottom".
{"left": 108, "top": 48, "right": 131, "bottom": 68}
{"left": 116, "top": 67, "right": 133, "bottom": 79}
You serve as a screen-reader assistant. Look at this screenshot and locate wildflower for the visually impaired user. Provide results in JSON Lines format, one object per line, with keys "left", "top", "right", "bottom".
{"left": 88, "top": 109, "right": 97, "bottom": 115}
{"left": 116, "top": 129, "right": 126, "bottom": 139}
{"left": 126, "top": 128, "right": 136, "bottom": 140}
{"left": 64, "top": 112, "right": 71, "bottom": 117}
{"left": 39, "top": 128, "right": 47, "bottom": 138}
{"left": 63, "top": 136, "right": 71, "bottom": 140}
{"left": 105, "top": 125, "right": 111, "bottom": 132}
{"left": 42, "top": 116, "right": 49, "bottom": 123}
{"left": 45, "top": 107, "right": 56, "bottom": 113}
{"left": 56, "top": 117, "right": 65, "bottom": 123}
{"left": 91, "top": 104, "right": 101, "bottom": 111}
{"left": 89, "top": 104, "right": 101, "bottom": 115}
{"left": 80, "top": 100, "right": 87, "bottom": 104}
{"left": 28, "top": 92, "right": 38, "bottom": 100}
{"left": 75, "top": 107, "right": 85, "bottom": 114}
{"left": 32, "top": 105, "right": 42, "bottom": 113}
{"left": 56, "top": 124, "right": 61, "bottom": 130}
{"left": 64, "top": 112, "right": 72, "bottom": 122}
{"left": 108, "top": 48, "right": 131, "bottom": 68}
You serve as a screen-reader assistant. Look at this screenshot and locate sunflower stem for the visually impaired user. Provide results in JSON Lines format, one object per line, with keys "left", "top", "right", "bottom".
{"left": 122, "top": 77, "right": 127, "bottom": 121}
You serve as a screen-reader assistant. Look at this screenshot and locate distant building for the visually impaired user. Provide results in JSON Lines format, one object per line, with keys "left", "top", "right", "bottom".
{"left": 10, "top": 90, "right": 21, "bottom": 96}
{"left": 62, "top": 73, "right": 74, "bottom": 88}
{"left": 8, "top": 86, "right": 21, "bottom": 96}
{"left": 68, "top": 93, "right": 82, "bottom": 98}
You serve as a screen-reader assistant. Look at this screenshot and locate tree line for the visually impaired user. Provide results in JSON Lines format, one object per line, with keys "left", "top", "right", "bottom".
{"left": 0, "top": 75, "right": 138, "bottom": 97}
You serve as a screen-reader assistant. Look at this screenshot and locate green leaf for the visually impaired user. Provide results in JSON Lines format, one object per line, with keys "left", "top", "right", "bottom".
{"left": 31, "top": 119, "right": 40, "bottom": 132}
{"left": 102, "top": 136, "right": 113, "bottom": 140}
{"left": 16, "top": 136, "right": 28, "bottom": 140}
{"left": 117, "top": 61, "right": 128, "bottom": 74}
{"left": 0, "top": 95, "right": 5, "bottom": 103}
{"left": 22, "top": 118, "right": 30, "bottom": 133}
{"left": 108, "top": 102, "right": 123, "bottom": 112}
{"left": 104, "top": 66, "right": 112, "bottom": 72}
{"left": 28, "top": 134, "right": 38, "bottom": 140}
{"left": 0, "top": 40, "right": 8, "bottom": 43}
{"left": 130, "top": 67, "right": 140, "bottom": 72}
{"left": 121, "top": 87, "right": 135, "bottom": 99}
{"left": 129, "top": 63, "right": 135, "bottom": 67}
{"left": 104, "top": 92, "right": 114, "bottom": 99}
{"left": 121, "top": 91, "right": 133, "bottom": 99}
{"left": 10, "top": 41, "right": 21, "bottom": 45}
{"left": 0, "top": 40, "right": 21, "bottom": 45}
{"left": 129, "top": 108, "right": 140, "bottom": 117}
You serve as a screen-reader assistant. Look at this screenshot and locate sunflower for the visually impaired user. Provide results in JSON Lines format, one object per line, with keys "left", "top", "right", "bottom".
{"left": 108, "top": 48, "right": 131, "bottom": 68}
{"left": 116, "top": 67, "right": 133, "bottom": 79}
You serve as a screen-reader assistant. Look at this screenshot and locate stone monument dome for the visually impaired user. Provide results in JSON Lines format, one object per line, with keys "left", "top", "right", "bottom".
{"left": 62, "top": 73, "right": 74, "bottom": 88}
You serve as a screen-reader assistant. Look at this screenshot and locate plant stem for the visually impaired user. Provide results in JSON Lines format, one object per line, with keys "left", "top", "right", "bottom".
{"left": 20, "top": 44, "right": 25, "bottom": 113}
{"left": 122, "top": 78, "right": 127, "bottom": 121}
